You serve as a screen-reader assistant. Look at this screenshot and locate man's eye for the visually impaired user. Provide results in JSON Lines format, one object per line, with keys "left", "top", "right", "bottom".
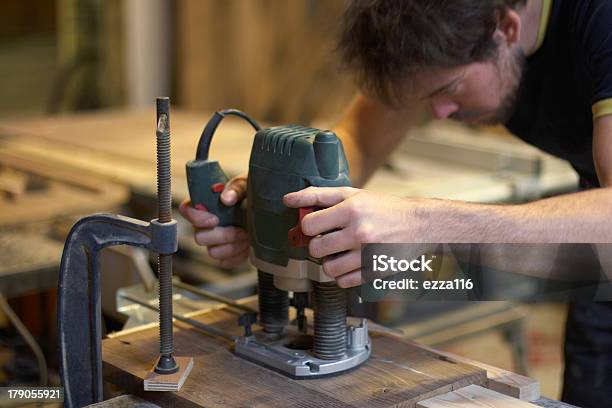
{"left": 446, "top": 84, "right": 460, "bottom": 94}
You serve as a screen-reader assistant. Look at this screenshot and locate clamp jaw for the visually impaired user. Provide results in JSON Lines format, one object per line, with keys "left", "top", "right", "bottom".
{"left": 58, "top": 215, "right": 177, "bottom": 407}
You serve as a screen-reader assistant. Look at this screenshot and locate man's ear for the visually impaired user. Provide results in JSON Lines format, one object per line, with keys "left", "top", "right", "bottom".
{"left": 497, "top": 9, "right": 521, "bottom": 46}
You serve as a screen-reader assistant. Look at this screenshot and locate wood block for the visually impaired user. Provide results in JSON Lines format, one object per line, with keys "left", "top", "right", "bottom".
{"left": 367, "top": 322, "right": 540, "bottom": 402}
{"left": 103, "top": 301, "right": 487, "bottom": 407}
{"left": 144, "top": 357, "right": 194, "bottom": 392}
{"left": 416, "top": 385, "right": 539, "bottom": 407}
{"left": 479, "top": 363, "right": 540, "bottom": 402}
{"left": 413, "top": 342, "right": 539, "bottom": 401}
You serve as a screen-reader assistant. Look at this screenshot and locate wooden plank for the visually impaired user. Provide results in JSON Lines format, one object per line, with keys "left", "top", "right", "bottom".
{"left": 299, "top": 334, "right": 486, "bottom": 408}
{"left": 87, "top": 394, "right": 160, "bottom": 407}
{"left": 476, "top": 362, "right": 539, "bottom": 402}
{"left": 414, "top": 343, "right": 539, "bottom": 402}
{"left": 0, "top": 150, "right": 128, "bottom": 226}
{"left": 0, "top": 109, "right": 255, "bottom": 199}
{"left": 0, "top": 109, "right": 575, "bottom": 205}
{"left": 365, "top": 322, "right": 540, "bottom": 402}
{"left": 102, "top": 303, "right": 486, "bottom": 407}
{"left": 416, "top": 384, "right": 538, "bottom": 407}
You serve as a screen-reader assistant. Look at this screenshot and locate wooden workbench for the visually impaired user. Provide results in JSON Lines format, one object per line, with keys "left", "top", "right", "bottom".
{"left": 0, "top": 108, "right": 578, "bottom": 204}
{"left": 0, "top": 109, "right": 254, "bottom": 199}
{"left": 101, "top": 298, "right": 543, "bottom": 407}
{"left": 91, "top": 393, "right": 577, "bottom": 408}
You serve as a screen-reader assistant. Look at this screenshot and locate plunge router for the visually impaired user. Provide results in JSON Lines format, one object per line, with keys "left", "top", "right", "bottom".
{"left": 186, "top": 110, "right": 371, "bottom": 378}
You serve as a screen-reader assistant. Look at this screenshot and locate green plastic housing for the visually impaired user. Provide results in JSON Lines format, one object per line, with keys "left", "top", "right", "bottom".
{"left": 185, "top": 125, "right": 350, "bottom": 267}
{"left": 185, "top": 159, "right": 245, "bottom": 227}
{"left": 247, "top": 126, "right": 350, "bottom": 266}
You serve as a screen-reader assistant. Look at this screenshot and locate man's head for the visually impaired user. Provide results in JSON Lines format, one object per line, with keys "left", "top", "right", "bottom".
{"left": 338, "top": 0, "right": 528, "bottom": 125}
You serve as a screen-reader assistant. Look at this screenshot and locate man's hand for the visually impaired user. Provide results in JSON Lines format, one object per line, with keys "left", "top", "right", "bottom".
{"left": 283, "top": 187, "right": 421, "bottom": 287}
{"left": 179, "top": 174, "right": 249, "bottom": 268}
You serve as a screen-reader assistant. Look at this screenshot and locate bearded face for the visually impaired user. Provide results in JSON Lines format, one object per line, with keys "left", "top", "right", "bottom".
{"left": 413, "top": 46, "right": 526, "bottom": 126}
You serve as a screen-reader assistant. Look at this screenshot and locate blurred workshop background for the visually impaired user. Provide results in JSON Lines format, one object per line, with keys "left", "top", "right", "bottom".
{"left": 0, "top": 0, "right": 579, "bottom": 401}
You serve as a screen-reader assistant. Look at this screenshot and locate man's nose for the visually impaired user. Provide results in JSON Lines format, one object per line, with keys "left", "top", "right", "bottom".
{"left": 430, "top": 101, "right": 459, "bottom": 119}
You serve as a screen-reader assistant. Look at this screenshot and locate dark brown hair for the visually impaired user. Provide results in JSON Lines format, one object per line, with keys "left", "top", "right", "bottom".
{"left": 338, "top": 0, "right": 527, "bottom": 106}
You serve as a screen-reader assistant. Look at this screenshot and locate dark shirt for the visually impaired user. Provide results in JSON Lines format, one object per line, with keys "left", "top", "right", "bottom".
{"left": 504, "top": 5, "right": 612, "bottom": 405}
{"left": 505, "top": 0, "right": 612, "bottom": 188}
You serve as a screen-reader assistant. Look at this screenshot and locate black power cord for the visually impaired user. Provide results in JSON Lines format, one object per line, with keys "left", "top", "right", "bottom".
{"left": 196, "top": 109, "right": 262, "bottom": 160}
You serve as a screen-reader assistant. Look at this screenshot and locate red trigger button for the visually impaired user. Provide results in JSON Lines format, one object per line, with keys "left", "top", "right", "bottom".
{"left": 211, "top": 183, "right": 225, "bottom": 193}
{"left": 288, "top": 207, "right": 317, "bottom": 248}
{"left": 298, "top": 207, "right": 315, "bottom": 220}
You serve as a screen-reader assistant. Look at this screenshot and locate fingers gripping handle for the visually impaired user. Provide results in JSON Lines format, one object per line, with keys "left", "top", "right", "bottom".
{"left": 186, "top": 159, "right": 244, "bottom": 227}
{"left": 187, "top": 109, "right": 259, "bottom": 228}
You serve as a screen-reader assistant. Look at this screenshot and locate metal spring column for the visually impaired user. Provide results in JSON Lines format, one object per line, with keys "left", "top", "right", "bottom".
{"left": 312, "top": 281, "right": 347, "bottom": 360}
{"left": 257, "top": 270, "right": 289, "bottom": 334}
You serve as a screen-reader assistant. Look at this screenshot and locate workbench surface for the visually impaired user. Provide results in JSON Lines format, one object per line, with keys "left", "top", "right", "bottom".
{"left": 0, "top": 109, "right": 578, "bottom": 203}
{"left": 102, "top": 300, "right": 486, "bottom": 407}
{"left": 90, "top": 394, "right": 577, "bottom": 408}
{"left": 100, "top": 297, "right": 557, "bottom": 408}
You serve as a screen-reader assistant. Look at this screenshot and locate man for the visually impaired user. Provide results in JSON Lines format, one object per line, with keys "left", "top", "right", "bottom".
{"left": 180, "top": 1, "right": 612, "bottom": 406}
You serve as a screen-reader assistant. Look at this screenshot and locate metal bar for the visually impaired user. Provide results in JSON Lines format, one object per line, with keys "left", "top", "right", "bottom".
{"left": 172, "top": 280, "right": 256, "bottom": 314}
{"left": 121, "top": 295, "right": 239, "bottom": 342}
{"left": 154, "top": 97, "right": 178, "bottom": 374}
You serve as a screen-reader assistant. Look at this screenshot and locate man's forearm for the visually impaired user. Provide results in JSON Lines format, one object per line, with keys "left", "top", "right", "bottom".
{"left": 333, "top": 93, "right": 422, "bottom": 187}
{"left": 416, "top": 188, "right": 612, "bottom": 281}
{"left": 421, "top": 187, "right": 612, "bottom": 243}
